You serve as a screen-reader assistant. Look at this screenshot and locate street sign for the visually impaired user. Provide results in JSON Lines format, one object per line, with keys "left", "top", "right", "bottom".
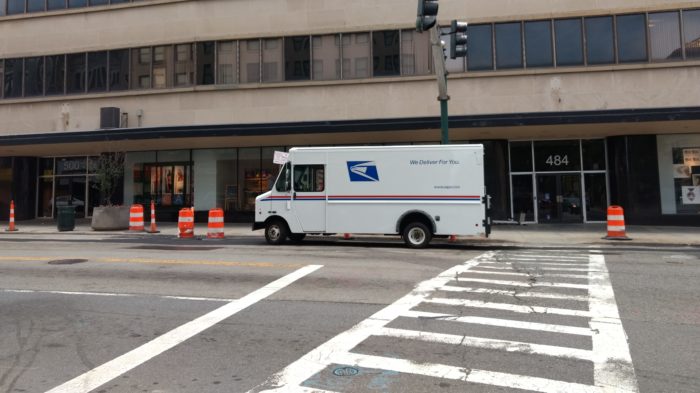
{"left": 273, "top": 151, "right": 289, "bottom": 165}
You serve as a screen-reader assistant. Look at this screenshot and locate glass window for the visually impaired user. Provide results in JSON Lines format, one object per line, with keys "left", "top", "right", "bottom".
{"left": 262, "top": 147, "right": 284, "bottom": 192}
{"left": 38, "top": 177, "right": 53, "bottom": 218}
{"left": 192, "top": 149, "right": 238, "bottom": 213}
{"left": 312, "top": 35, "right": 340, "bottom": 81}
{"left": 27, "top": 0, "right": 45, "bottom": 12}
{"left": 467, "top": 24, "right": 493, "bottom": 71}
{"left": 585, "top": 173, "right": 608, "bottom": 221}
{"left": 525, "top": 21, "right": 553, "bottom": 67}
{"left": 152, "top": 45, "right": 173, "bottom": 88}
{"left": 108, "top": 49, "right": 129, "bottom": 91}
{"left": 39, "top": 158, "right": 54, "bottom": 176}
{"left": 441, "top": 26, "right": 466, "bottom": 73}
{"left": 4, "top": 59, "right": 23, "bottom": 99}
{"left": 495, "top": 22, "right": 523, "bottom": 69}
{"left": 174, "top": 43, "right": 194, "bottom": 87}
{"left": 68, "top": 0, "right": 86, "bottom": 7}
{"left": 7, "top": 0, "right": 24, "bottom": 14}
{"left": 582, "top": 139, "right": 606, "bottom": 171}
{"left": 262, "top": 38, "right": 283, "bottom": 83}
{"left": 275, "top": 162, "right": 291, "bottom": 192}
{"left": 342, "top": 33, "right": 371, "bottom": 79}
{"left": 0, "top": 60, "right": 3, "bottom": 98}
{"left": 47, "top": 0, "right": 66, "bottom": 10}
{"left": 683, "top": 9, "right": 700, "bottom": 59}
{"left": 400, "top": 30, "right": 431, "bottom": 75}
{"left": 24, "top": 56, "right": 44, "bottom": 97}
{"left": 554, "top": 18, "right": 584, "bottom": 66}
{"left": 87, "top": 51, "right": 107, "bottom": 93}
{"left": 617, "top": 14, "right": 648, "bottom": 63}
{"left": 196, "top": 41, "right": 215, "bottom": 85}
{"left": 649, "top": 12, "right": 682, "bottom": 61}
{"left": 0, "top": 0, "right": 5, "bottom": 16}
{"left": 90, "top": 0, "right": 108, "bottom": 5}
{"left": 56, "top": 157, "right": 87, "bottom": 175}
{"left": 512, "top": 174, "right": 534, "bottom": 222}
{"left": 241, "top": 39, "right": 260, "bottom": 83}
{"left": 217, "top": 41, "right": 237, "bottom": 84}
{"left": 240, "top": 147, "right": 261, "bottom": 212}
{"left": 131, "top": 47, "right": 151, "bottom": 89}
{"left": 372, "top": 30, "right": 400, "bottom": 77}
{"left": 285, "top": 36, "right": 310, "bottom": 81}
{"left": 510, "top": 141, "right": 533, "bottom": 172}
{"left": 585, "top": 16, "right": 615, "bottom": 65}
{"left": 293, "top": 165, "right": 325, "bottom": 192}
{"left": 534, "top": 140, "right": 581, "bottom": 172}
{"left": 45, "top": 55, "right": 65, "bottom": 95}
{"left": 66, "top": 53, "right": 86, "bottom": 94}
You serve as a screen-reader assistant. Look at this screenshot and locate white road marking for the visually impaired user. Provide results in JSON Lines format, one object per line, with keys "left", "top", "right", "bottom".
{"left": 439, "top": 285, "right": 589, "bottom": 302}
{"left": 482, "top": 261, "right": 592, "bottom": 267}
{"left": 503, "top": 254, "right": 589, "bottom": 260}
{"left": 1, "top": 288, "right": 234, "bottom": 302}
{"left": 402, "top": 310, "right": 593, "bottom": 336}
{"left": 424, "top": 298, "right": 592, "bottom": 318}
{"left": 455, "top": 277, "right": 589, "bottom": 289}
{"left": 475, "top": 265, "right": 592, "bottom": 272}
{"left": 45, "top": 264, "right": 323, "bottom": 393}
{"left": 464, "top": 269, "right": 588, "bottom": 279}
{"left": 377, "top": 327, "right": 595, "bottom": 361}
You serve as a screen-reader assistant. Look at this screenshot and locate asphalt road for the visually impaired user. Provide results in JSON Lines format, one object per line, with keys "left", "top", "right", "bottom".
{"left": 0, "top": 234, "right": 698, "bottom": 393}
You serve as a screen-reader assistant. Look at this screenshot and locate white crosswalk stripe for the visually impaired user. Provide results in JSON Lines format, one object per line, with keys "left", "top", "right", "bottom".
{"left": 250, "top": 250, "right": 639, "bottom": 393}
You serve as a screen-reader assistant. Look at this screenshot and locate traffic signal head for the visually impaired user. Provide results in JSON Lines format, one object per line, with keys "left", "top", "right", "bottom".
{"left": 416, "top": 0, "right": 439, "bottom": 32}
{"left": 450, "top": 20, "right": 468, "bottom": 59}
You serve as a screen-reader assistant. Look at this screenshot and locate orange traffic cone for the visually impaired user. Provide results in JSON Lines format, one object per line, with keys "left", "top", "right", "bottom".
{"left": 448, "top": 235, "right": 457, "bottom": 243}
{"left": 6, "top": 200, "right": 18, "bottom": 232}
{"left": 343, "top": 233, "right": 353, "bottom": 240}
{"left": 147, "top": 200, "right": 160, "bottom": 233}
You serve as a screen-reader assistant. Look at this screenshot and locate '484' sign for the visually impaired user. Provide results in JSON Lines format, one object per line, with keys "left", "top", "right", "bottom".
{"left": 545, "top": 155, "right": 569, "bottom": 166}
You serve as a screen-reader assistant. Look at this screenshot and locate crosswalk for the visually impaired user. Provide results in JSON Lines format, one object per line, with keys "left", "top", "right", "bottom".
{"left": 250, "top": 250, "right": 639, "bottom": 393}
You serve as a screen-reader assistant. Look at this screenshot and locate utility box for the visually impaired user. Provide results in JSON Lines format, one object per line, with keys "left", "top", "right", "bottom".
{"left": 100, "top": 107, "right": 121, "bottom": 129}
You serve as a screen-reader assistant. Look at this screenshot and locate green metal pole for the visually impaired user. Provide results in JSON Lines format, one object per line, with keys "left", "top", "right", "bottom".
{"left": 440, "top": 97, "right": 449, "bottom": 145}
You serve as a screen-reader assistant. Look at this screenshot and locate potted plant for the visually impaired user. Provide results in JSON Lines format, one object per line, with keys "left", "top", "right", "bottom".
{"left": 91, "top": 152, "right": 130, "bottom": 230}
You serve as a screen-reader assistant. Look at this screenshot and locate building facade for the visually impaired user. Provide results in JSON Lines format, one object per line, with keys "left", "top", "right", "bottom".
{"left": 1, "top": 0, "right": 699, "bottom": 225}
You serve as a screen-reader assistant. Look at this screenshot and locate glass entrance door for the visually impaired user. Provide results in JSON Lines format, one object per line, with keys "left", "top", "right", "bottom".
{"left": 536, "top": 174, "right": 582, "bottom": 223}
{"left": 54, "top": 176, "right": 87, "bottom": 218}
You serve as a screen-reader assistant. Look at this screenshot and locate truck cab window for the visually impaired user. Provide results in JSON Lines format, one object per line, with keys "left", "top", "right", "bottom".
{"left": 275, "top": 162, "right": 291, "bottom": 192}
{"left": 293, "top": 165, "right": 325, "bottom": 192}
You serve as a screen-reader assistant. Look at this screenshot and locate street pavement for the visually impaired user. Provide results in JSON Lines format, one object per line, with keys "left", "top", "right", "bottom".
{"left": 0, "top": 224, "right": 698, "bottom": 393}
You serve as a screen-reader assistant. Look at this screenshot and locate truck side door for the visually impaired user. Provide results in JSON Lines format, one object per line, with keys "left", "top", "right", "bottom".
{"left": 291, "top": 164, "right": 326, "bottom": 232}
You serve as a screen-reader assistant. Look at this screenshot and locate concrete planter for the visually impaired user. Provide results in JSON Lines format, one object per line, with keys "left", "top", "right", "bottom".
{"left": 91, "top": 206, "right": 130, "bottom": 231}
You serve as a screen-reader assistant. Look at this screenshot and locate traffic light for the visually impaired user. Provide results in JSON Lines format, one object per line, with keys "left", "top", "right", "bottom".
{"left": 449, "top": 20, "right": 468, "bottom": 59}
{"left": 416, "top": 0, "right": 439, "bottom": 33}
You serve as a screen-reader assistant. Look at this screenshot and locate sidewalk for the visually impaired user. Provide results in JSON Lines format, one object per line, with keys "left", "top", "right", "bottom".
{"left": 2, "top": 219, "right": 698, "bottom": 248}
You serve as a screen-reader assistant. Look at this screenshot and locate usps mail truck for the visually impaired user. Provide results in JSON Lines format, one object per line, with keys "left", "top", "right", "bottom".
{"left": 253, "top": 145, "right": 490, "bottom": 248}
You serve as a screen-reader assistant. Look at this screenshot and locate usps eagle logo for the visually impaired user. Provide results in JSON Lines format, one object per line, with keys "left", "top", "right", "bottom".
{"left": 347, "top": 161, "right": 380, "bottom": 182}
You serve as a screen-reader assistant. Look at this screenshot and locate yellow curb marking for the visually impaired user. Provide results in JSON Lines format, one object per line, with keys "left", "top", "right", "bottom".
{"left": 0, "top": 256, "right": 304, "bottom": 269}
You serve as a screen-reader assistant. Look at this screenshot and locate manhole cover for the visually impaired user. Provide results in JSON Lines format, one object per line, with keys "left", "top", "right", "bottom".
{"left": 48, "top": 259, "right": 88, "bottom": 265}
{"left": 333, "top": 367, "right": 359, "bottom": 377}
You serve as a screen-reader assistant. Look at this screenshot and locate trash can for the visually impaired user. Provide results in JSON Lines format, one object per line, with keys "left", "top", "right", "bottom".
{"left": 57, "top": 205, "right": 76, "bottom": 232}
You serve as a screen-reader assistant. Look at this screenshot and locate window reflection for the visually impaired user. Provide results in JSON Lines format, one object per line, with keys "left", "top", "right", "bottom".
{"left": 24, "top": 56, "right": 43, "bottom": 97}
{"left": 495, "top": 22, "right": 523, "bottom": 69}
{"left": 555, "top": 19, "right": 584, "bottom": 66}
{"left": 585, "top": 16, "right": 615, "bottom": 65}
{"left": 617, "top": 14, "right": 648, "bottom": 63}
{"left": 683, "top": 9, "right": 700, "bottom": 59}
{"left": 467, "top": 24, "right": 493, "bottom": 71}
{"left": 285, "top": 36, "right": 310, "bottom": 81}
{"left": 342, "top": 33, "right": 370, "bottom": 79}
{"left": 525, "top": 21, "right": 553, "bottom": 67}
{"left": 649, "top": 12, "right": 682, "bottom": 61}
{"left": 312, "top": 35, "right": 340, "bottom": 81}
{"left": 372, "top": 30, "right": 400, "bottom": 77}
{"left": 400, "top": 30, "right": 431, "bottom": 75}
{"left": 217, "top": 41, "right": 237, "bottom": 84}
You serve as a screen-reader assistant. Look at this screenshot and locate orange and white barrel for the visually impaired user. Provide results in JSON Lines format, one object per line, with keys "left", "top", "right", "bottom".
{"left": 129, "top": 204, "right": 144, "bottom": 231}
{"left": 605, "top": 206, "right": 631, "bottom": 240}
{"left": 7, "top": 200, "right": 18, "bottom": 232}
{"left": 207, "top": 208, "right": 225, "bottom": 239}
{"left": 178, "top": 207, "right": 195, "bottom": 238}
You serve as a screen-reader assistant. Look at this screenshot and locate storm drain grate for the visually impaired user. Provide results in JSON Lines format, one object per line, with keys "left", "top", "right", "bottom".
{"left": 128, "top": 246, "right": 222, "bottom": 251}
{"left": 333, "top": 367, "right": 359, "bottom": 377}
{"left": 48, "top": 259, "right": 88, "bottom": 265}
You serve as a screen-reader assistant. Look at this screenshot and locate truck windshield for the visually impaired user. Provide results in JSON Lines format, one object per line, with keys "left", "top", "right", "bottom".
{"left": 274, "top": 162, "right": 291, "bottom": 192}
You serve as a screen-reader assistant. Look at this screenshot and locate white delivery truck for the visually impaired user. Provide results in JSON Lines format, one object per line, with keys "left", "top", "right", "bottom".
{"left": 253, "top": 145, "right": 491, "bottom": 248}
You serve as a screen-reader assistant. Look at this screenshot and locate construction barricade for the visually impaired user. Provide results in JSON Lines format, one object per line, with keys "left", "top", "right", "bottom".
{"left": 178, "top": 207, "right": 195, "bottom": 238}
{"left": 207, "top": 208, "right": 225, "bottom": 239}
{"left": 6, "top": 200, "right": 18, "bottom": 232}
{"left": 129, "top": 204, "right": 144, "bottom": 232}
{"left": 604, "top": 205, "right": 631, "bottom": 240}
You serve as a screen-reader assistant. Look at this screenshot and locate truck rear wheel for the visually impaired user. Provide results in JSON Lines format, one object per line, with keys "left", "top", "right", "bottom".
{"left": 265, "top": 220, "right": 289, "bottom": 245}
{"left": 402, "top": 222, "right": 432, "bottom": 248}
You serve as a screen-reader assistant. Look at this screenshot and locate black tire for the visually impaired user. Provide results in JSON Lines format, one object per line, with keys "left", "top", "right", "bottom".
{"left": 265, "top": 220, "right": 289, "bottom": 245}
{"left": 288, "top": 233, "right": 306, "bottom": 243}
{"left": 402, "top": 222, "right": 432, "bottom": 249}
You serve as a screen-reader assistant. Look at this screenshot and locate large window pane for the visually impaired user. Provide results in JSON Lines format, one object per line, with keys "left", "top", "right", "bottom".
{"left": 67, "top": 53, "right": 86, "bottom": 94}
{"left": 617, "top": 14, "right": 648, "bottom": 63}
{"left": 7, "top": 0, "right": 24, "bottom": 14}
{"left": 495, "top": 22, "right": 523, "bottom": 69}
{"left": 683, "top": 9, "right": 700, "bottom": 59}
{"left": 512, "top": 175, "right": 535, "bottom": 222}
{"left": 525, "top": 21, "right": 553, "bottom": 67}
{"left": 46, "top": 55, "right": 65, "bottom": 95}
{"left": 239, "top": 147, "right": 261, "bottom": 212}
{"left": 131, "top": 47, "right": 151, "bottom": 89}
{"left": 196, "top": 42, "right": 215, "bottom": 85}
{"left": 585, "top": 16, "right": 615, "bottom": 65}
{"left": 401, "top": 30, "right": 431, "bottom": 75}
{"left": 555, "top": 19, "right": 584, "bottom": 66}
{"left": 68, "top": 0, "right": 86, "bottom": 8}
{"left": 152, "top": 45, "right": 173, "bottom": 88}
{"left": 47, "top": 0, "right": 66, "bottom": 10}
{"left": 585, "top": 173, "right": 608, "bottom": 221}
{"left": 27, "top": 0, "right": 45, "bottom": 12}
{"left": 24, "top": 56, "right": 44, "bottom": 97}
{"left": 342, "top": 33, "right": 370, "bottom": 79}
{"left": 217, "top": 41, "right": 237, "bottom": 84}
{"left": 467, "top": 24, "right": 493, "bottom": 71}
{"left": 372, "top": 30, "right": 400, "bottom": 77}
{"left": 649, "top": 12, "right": 682, "bottom": 61}
{"left": 0, "top": 0, "right": 5, "bottom": 15}
{"left": 0, "top": 60, "right": 3, "bottom": 97}
{"left": 89, "top": 0, "right": 108, "bottom": 5}
{"left": 109, "top": 49, "right": 129, "bottom": 91}
{"left": 241, "top": 39, "right": 260, "bottom": 83}
{"left": 312, "top": 35, "right": 340, "bottom": 81}
{"left": 285, "top": 36, "right": 310, "bottom": 81}
{"left": 262, "top": 38, "right": 283, "bottom": 83}
{"left": 87, "top": 51, "right": 107, "bottom": 93}
{"left": 441, "top": 26, "right": 466, "bottom": 73}
{"left": 582, "top": 139, "right": 606, "bottom": 170}
{"left": 534, "top": 140, "right": 581, "bottom": 172}
{"left": 174, "top": 43, "right": 194, "bottom": 87}
{"left": 510, "top": 141, "right": 533, "bottom": 172}
{"left": 3, "top": 59, "right": 22, "bottom": 98}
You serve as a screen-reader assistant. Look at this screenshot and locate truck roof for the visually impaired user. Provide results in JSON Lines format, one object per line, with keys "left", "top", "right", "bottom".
{"left": 289, "top": 144, "right": 483, "bottom": 153}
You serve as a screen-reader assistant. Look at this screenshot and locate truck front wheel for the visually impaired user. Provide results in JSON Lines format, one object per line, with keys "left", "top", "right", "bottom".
{"left": 402, "top": 222, "right": 432, "bottom": 248}
{"left": 265, "top": 220, "right": 289, "bottom": 245}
